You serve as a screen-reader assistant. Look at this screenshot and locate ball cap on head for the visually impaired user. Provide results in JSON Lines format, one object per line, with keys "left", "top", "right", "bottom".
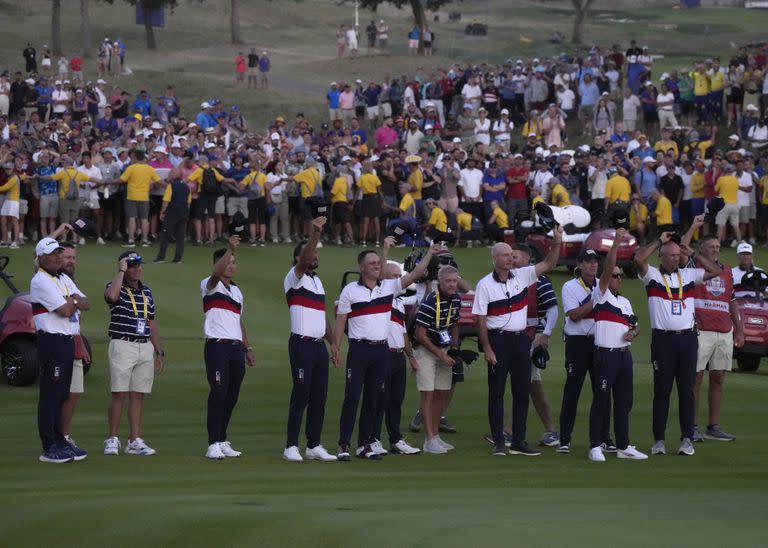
{"left": 737, "top": 242, "right": 753, "bottom": 254}
{"left": 577, "top": 248, "right": 599, "bottom": 262}
{"left": 35, "top": 237, "right": 63, "bottom": 257}
{"left": 611, "top": 208, "right": 630, "bottom": 230}
{"left": 229, "top": 211, "right": 248, "bottom": 236}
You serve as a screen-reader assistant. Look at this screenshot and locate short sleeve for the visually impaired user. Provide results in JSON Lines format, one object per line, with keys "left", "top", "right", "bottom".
{"left": 689, "top": 267, "right": 705, "bottom": 285}
{"left": 119, "top": 166, "right": 131, "bottom": 182}
{"left": 336, "top": 285, "right": 353, "bottom": 315}
{"left": 384, "top": 277, "right": 402, "bottom": 297}
{"left": 471, "top": 281, "right": 489, "bottom": 316}
{"left": 284, "top": 267, "right": 302, "bottom": 291}
{"left": 640, "top": 265, "right": 658, "bottom": 285}
{"left": 162, "top": 184, "right": 172, "bottom": 202}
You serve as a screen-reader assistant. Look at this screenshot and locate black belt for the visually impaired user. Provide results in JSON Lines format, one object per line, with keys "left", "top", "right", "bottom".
{"left": 349, "top": 338, "right": 387, "bottom": 346}
{"left": 565, "top": 334, "right": 595, "bottom": 339}
{"left": 652, "top": 329, "right": 695, "bottom": 335}
{"left": 489, "top": 329, "right": 526, "bottom": 336}
{"left": 206, "top": 338, "right": 243, "bottom": 346}
{"left": 389, "top": 348, "right": 404, "bottom": 353}
{"left": 37, "top": 331, "right": 73, "bottom": 339}
{"left": 596, "top": 346, "right": 629, "bottom": 352}
{"left": 111, "top": 336, "right": 149, "bottom": 343}
{"left": 290, "top": 333, "right": 324, "bottom": 343}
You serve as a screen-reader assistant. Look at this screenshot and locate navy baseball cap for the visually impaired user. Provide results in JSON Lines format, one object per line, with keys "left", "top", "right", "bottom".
{"left": 577, "top": 249, "right": 599, "bottom": 262}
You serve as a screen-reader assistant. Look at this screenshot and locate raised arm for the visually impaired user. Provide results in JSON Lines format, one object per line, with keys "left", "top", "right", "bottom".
{"left": 681, "top": 214, "right": 705, "bottom": 248}
{"left": 104, "top": 258, "right": 128, "bottom": 303}
{"left": 295, "top": 216, "right": 326, "bottom": 279}
{"left": 634, "top": 232, "right": 669, "bottom": 277}
{"left": 535, "top": 224, "right": 563, "bottom": 276}
{"left": 600, "top": 228, "right": 625, "bottom": 293}
{"left": 207, "top": 234, "right": 240, "bottom": 291}
{"left": 400, "top": 243, "right": 442, "bottom": 288}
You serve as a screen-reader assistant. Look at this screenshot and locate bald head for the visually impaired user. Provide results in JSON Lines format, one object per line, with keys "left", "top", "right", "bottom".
{"left": 384, "top": 262, "right": 401, "bottom": 279}
{"left": 491, "top": 242, "right": 514, "bottom": 271}
{"left": 659, "top": 241, "right": 681, "bottom": 271}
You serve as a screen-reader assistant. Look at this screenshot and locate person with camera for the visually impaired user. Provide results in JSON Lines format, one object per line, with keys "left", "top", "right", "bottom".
{"left": 201, "top": 235, "right": 256, "bottom": 460}
{"left": 473, "top": 230, "right": 563, "bottom": 457}
{"left": 412, "top": 264, "right": 462, "bottom": 454}
{"left": 681, "top": 216, "right": 743, "bottom": 443}
{"left": 31, "top": 237, "right": 89, "bottom": 463}
{"left": 283, "top": 217, "right": 339, "bottom": 463}
{"left": 103, "top": 251, "right": 165, "bottom": 456}
{"left": 557, "top": 248, "right": 613, "bottom": 454}
{"left": 634, "top": 230, "right": 721, "bottom": 456}
{"left": 333, "top": 240, "right": 439, "bottom": 461}
{"left": 588, "top": 228, "right": 647, "bottom": 461}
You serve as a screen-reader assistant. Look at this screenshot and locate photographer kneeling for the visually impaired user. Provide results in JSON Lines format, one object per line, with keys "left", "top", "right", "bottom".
{"left": 413, "top": 265, "right": 461, "bottom": 454}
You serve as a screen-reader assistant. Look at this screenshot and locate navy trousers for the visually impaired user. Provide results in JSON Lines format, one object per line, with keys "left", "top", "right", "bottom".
{"left": 559, "top": 335, "right": 611, "bottom": 446}
{"left": 373, "top": 350, "right": 406, "bottom": 446}
{"left": 487, "top": 331, "right": 531, "bottom": 446}
{"left": 338, "top": 341, "right": 388, "bottom": 448}
{"left": 589, "top": 348, "right": 633, "bottom": 449}
{"left": 651, "top": 330, "right": 697, "bottom": 441}
{"left": 286, "top": 335, "right": 329, "bottom": 448}
{"left": 37, "top": 333, "right": 74, "bottom": 451}
{"left": 204, "top": 340, "right": 245, "bottom": 445}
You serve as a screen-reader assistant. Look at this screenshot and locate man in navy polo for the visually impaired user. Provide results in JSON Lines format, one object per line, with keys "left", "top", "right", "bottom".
{"left": 333, "top": 242, "right": 440, "bottom": 460}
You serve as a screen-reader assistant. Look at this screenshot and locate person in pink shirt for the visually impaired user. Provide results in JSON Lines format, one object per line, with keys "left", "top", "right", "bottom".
{"left": 374, "top": 116, "right": 398, "bottom": 151}
{"left": 542, "top": 104, "right": 566, "bottom": 148}
{"left": 339, "top": 84, "right": 356, "bottom": 128}
{"left": 234, "top": 52, "right": 246, "bottom": 86}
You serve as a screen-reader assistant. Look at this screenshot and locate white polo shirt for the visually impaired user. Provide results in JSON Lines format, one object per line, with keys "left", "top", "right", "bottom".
{"left": 732, "top": 265, "right": 765, "bottom": 299}
{"left": 592, "top": 286, "right": 633, "bottom": 349}
{"left": 387, "top": 297, "right": 406, "bottom": 350}
{"left": 201, "top": 277, "right": 243, "bottom": 341}
{"left": 337, "top": 278, "right": 402, "bottom": 341}
{"left": 529, "top": 169, "right": 554, "bottom": 201}
{"left": 458, "top": 167, "right": 483, "bottom": 199}
{"left": 472, "top": 266, "right": 538, "bottom": 331}
{"left": 30, "top": 270, "right": 81, "bottom": 335}
{"left": 562, "top": 276, "right": 596, "bottom": 336}
{"left": 641, "top": 265, "right": 704, "bottom": 331}
{"left": 736, "top": 171, "right": 753, "bottom": 207}
{"left": 284, "top": 266, "right": 326, "bottom": 339}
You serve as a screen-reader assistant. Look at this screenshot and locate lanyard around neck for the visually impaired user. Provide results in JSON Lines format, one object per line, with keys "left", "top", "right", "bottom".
{"left": 435, "top": 290, "right": 454, "bottom": 329}
{"left": 125, "top": 285, "right": 148, "bottom": 319}
{"left": 40, "top": 269, "right": 70, "bottom": 297}
{"left": 661, "top": 270, "right": 684, "bottom": 305}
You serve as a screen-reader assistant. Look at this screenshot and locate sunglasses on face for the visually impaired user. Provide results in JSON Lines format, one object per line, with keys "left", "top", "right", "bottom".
{"left": 611, "top": 272, "right": 623, "bottom": 279}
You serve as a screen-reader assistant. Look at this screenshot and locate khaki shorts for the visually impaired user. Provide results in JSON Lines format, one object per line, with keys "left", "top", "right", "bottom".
{"left": 69, "top": 359, "right": 84, "bottom": 394}
{"left": 40, "top": 195, "right": 59, "bottom": 218}
{"left": 739, "top": 205, "right": 750, "bottom": 225}
{"left": 696, "top": 329, "right": 733, "bottom": 372}
{"left": 715, "top": 203, "right": 739, "bottom": 227}
{"left": 215, "top": 195, "right": 225, "bottom": 215}
{"left": 227, "top": 196, "right": 248, "bottom": 217}
{"left": 108, "top": 339, "right": 155, "bottom": 393}
{"left": 414, "top": 345, "right": 453, "bottom": 391}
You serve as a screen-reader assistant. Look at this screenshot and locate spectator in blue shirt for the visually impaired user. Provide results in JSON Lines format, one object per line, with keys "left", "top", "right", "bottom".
{"left": 482, "top": 161, "right": 506, "bottom": 219}
{"left": 327, "top": 82, "right": 341, "bottom": 122}
{"left": 578, "top": 74, "right": 599, "bottom": 137}
{"left": 131, "top": 90, "right": 152, "bottom": 117}
{"left": 258, "top": 52, "right": 270, "bottom": 89}
{"left": 634, "top": 157, "right": 659, "bottom": 201}
{"left": 96, "top": 105, "right": 119, "bottom": 139}
{"left": 195, "top": 102, "right": 215, "bottom": 130}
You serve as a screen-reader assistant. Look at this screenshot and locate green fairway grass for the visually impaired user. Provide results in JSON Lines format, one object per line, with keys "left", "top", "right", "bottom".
{"left": 0, "top": 242, "right": 766, "bottom": 547}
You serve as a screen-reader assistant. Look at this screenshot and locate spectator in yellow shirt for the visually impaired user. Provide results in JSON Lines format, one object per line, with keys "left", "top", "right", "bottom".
{"left": 0, "top": 163, "right": 23, "bottom": 248}
{"left": 38, "top": 155, "right": 96, "bottom": 229}
{"left": 708, "top": 59, "right": 725, "bottom": 123}
{"left": 425, "top": 198, "right": 452, "bottom": 243}
{"left": 654, "top": 128, "right": 679, "bottom": 157}
{"left": 186, "top": 156, "right": 235, "bottom": 245}
{"left": 455, "top": 207, "right": 481, "bottom": 247}
{"left": 241, "top": 167, "right": 269, "bottom": 246}
{"left": 330, "top": 168, "right": 353, "bottom": 245}
{"left": 406, "top": 156, "right": 423, "bottom": 202}
{"left": 604, "top": 170, "right": 631, "bottom": 209}
{"left": 714, "top": 172, "right": 741, "bottom": 244}
{"left": 358, "top": 161, "right": 383, "bottom": 246}
{"left": 292, "top": 157, "right": 324, "bottom": 238}
{"left": 650, "top": 188, "right": 673, "bottom": 233}
{"left": 629, "top": 193, "right": 648, "bottom": 243}
{"left": 548, "top": 177, "right": 571, "bottom": 207}
{"left": 486, "top": 200, "right": 509, "bottom": 242}
{"left": 691, "top": 64, "right": 710, "bottom": 124}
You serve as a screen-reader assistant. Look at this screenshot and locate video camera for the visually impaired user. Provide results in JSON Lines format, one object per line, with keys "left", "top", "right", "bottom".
{"left": 403, "top": 248, "right": 458, "bottom": 283}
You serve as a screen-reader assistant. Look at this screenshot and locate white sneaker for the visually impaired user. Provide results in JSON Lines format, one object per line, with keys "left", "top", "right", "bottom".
{"left": 283, "top": 445, "right": 303, "bottom": 462}
{"left": 436, "top": 436, "right": 454, "bottom": 451}
{"left": 219, "top": 441, "right": 242, "bottom": 458}
{"left": 651, "top": 440, "right": 666, "bottom": 455}
{"left": 392, "top": 439, "right": 421, "bottom": 455}
{"left": 125, "top": 437, "right": 156, "bottom": 456}
{"left": 305, "top": 445, "right": 338, "bottom": 461}
{"left": 617, "top": 445, "right": 648, "bottom": 460}
{"left": 423, "top": 437, "right": 448, "bottom": 454}
{"left": 103, "top": 436, "right": 120, "bottom": 455}
{"left": 206, "top": 442, "right": 225, "bottom": 460}
{"left": 97, "top": 237, "right": 106, "bottom": 245}
{"left": 370, "top": 439, "right": 388, "bottom": 455}
{"left": 316, "top": 241, "right": 323, "bottom": 248}
{"left": 588, "top": 447, "right": 606, "bottom": 462}
{"left": 78, "top": 237, "right": 86, "bottom": 245}
{"left": 678, "top": 438, "right": 695, "bottom": 456}
{"left": 9, "top": 242, "right": 18, "bottom": 249}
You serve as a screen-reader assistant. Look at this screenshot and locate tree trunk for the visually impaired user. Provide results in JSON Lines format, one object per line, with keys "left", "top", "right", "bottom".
{"left": 570, "top": 0, "right": 594, "bottom": 45}
{"left": 409, "top": 0, "right": 426, "bottom": 53}
{"left": 230, "top": 0, "right": 243, "bottom": 44}
{"left": 80, "top": 0, "right": 92, "bottom": 58}
{"left": 51, "top": 0, "right": 62, "bottom": 56}
{"left": 143, "top": 6, "right": 157, "bottom": 50}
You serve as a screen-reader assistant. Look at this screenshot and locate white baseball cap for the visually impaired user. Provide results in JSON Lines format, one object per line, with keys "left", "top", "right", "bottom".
{"left": 270, "top": 132, "right": 280, "bottom": 140}
{"left": 35, "top": 237, "right": 63, "bottom": 257}
{"left": 643, "top": 156, "right": 656, "bottom": 164}
{"left": 154, "top": 145, "right": 168, "bottom": 155}
{"left": 728, "top": 134, "right": 740, "bottom": 141}
{"left": 737, "top": 242, "right": 753, "bottom": 254}
{"left": 746, "top": 104, "right": 758, "bottom": 112}
{"left": 500, "top": 108, "right": 510, "bottom": 115}
{"left": 201, "top": 102, "right": 211, "bottom": 109}
{"left": 452, "top": 137, "right": 462, "bottom": 143}
{"left": 96, "top": 78, "right": 107, "bottom": 84}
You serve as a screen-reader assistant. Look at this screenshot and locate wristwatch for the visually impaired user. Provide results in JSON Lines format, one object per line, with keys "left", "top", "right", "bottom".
{"left": 72, "top": 298, "right": 78, "bottom": 307}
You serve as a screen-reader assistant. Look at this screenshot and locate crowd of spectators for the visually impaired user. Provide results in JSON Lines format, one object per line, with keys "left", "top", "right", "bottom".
{"left": 2, "top": 39, "right": 768, "bottom": 255}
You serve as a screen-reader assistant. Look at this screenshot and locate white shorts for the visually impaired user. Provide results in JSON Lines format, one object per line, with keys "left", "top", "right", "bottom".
{"left": 215, "top": 195, "right": 225, "bottom": 215}
{"left": 715, "top": 203, "right": 739, "bottom": 227}
{"left": 414, "top": 345, "right": 453, "bottom": 391}
{"left": 0, "top": 200, "right": 19, "bottom": 219}
{"left": 696, "top": 329, "right": 733, "bottom": 372}
{"left": 70, "top": 359, "right": 84, "bottom": 394}
{"left": 366, "top": 106, "right": 380, "bottom": 119}
{"left": 108, "top": 339, "right": 155, "bottom": 393}
{"left": 409, "top": 39, "right": 419, "bottom": 48}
